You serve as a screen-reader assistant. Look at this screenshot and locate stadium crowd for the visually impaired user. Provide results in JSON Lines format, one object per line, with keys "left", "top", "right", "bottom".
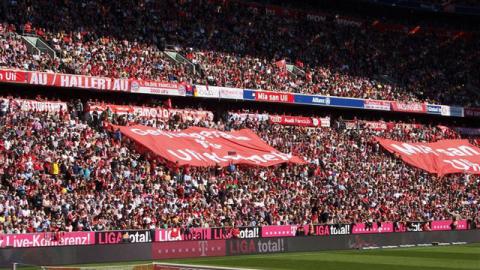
{"left": 0, "top": 97, "right": 478, "bottom": 234}
{"left": 0, "top": 0, "right": 479, "bottom": 106}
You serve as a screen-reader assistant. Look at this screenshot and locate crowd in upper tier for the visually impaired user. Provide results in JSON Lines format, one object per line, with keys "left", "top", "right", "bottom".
{"left": 0, "top": 0, "right": 479, "bottom": 107}
{"left": 0, "top": 97, "right": 478, "bottom": 234}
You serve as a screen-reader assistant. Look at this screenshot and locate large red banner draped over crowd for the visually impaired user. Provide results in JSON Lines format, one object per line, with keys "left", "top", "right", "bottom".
{"left": 376, "top": 138, "right": 480, "bottom": 175}
{"left": 115, "top": 125, "right": 305, "bottom": 167}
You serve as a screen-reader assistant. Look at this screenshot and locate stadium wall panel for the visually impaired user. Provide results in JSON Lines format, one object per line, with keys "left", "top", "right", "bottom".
{"left": 287, "top": 230, "right": 480, "bottom": 252}
{"left": 0, "top": 243, "right": 152, "bottom": 268}
{"left": 1, "top": 230, "right": 479, "bottom": 267}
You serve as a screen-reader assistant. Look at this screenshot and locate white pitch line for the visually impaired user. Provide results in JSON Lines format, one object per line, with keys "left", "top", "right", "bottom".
{"left": 155, "top": 262, "right": 259, "bottom": 270}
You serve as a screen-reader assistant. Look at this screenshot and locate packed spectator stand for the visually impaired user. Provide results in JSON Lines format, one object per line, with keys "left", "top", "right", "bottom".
{"left": 0, "top": 96, "right": 478, "bottom": 234}
{"left": 0, "top": 0, "right": 478, "bottom": 237}
{"left": 0, "top": 0, "right": 479, "bottom": 107}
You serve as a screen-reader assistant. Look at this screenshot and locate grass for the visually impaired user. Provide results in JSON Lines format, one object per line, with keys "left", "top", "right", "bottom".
{"left": 165, "top": 243, "right": 480, "bottom": 270}
{"left": 8, "top": 243, "right": 480, "bottom": 270}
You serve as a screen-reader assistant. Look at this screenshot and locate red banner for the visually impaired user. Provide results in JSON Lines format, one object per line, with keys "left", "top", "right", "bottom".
{"left": 269, "top": 115, "right": 330, "bottom": 127}
{"left": 28, "top": 71, "right": 130, "bottom": 92}
{"left": 2, "top": 98, "right": 67, "bottom": 113}
{"left": 0, "top": 69, "right": 190, "bottom": 97}
{"left": 88, "top": 103, "right": 213, "bottom": 121}
{"left": 391, "top": 102, "right": 426, "bottom": 113}
{"left": 115, "top": 125, "right": 305, "bottom": 167}
{"left": 376, "top": 138, "right": 480, "bottom": 175}
{"left": 254, "top": 91, "right": 294, "bottom": 103}
{"left": 0, "top": 69, "right": 27, "bottom": 83}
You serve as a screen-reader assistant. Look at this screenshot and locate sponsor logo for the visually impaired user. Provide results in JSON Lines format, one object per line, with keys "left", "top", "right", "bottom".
{"left": 269, "top": 116, "right": 330, "bottom": 127}
{"left": 131, "top": 81, "right": 140, "bottom": 92}
{"left": 315, "top": 225, "right": 331, "bottom": 236}
{"left": 156, "top": 228, "right": 211, "bottom": 242}
{"left": 440, "top": 105, "right": 450, "bottom": 116}
{"left": 182, "top": 229, "right": 210, "bottom": 241}
{"left": 427, "top": 105, "right": 442, "bottom": 114}
{"left": 227, "top": 238, "right": 286, "bottom": 255}
{"left": 261, "top": 225, "right": 297, "bottom": 237}
{"left": 237, "top": 227, "right": 260, "bottom": 239}
{"left": 152, "top": 240, "right": 226, "bottom": 259}
{"left": 257, "top": 238, "right": 285, "bottom": 253}
{"left": 394, "top": 103, "right": 424, "bottom": 112}
{"left": 270, "top": 115, "right": 283, "bottom": 123}
{"left": 0, "top": 232, "right": 93, "bottom": 248}
{"left": 178, "top": 84, "right": 186, "bottom": 95}
{"left": 219, "top": 87, "right": 243, "bottom": 99}
{"left": 330, "top": 224, "right": 351, "bottom": 235}
{"left": 96, "top": 230, "right": 152, "bottom": 244}
{"left": 392, "top": 102, "right": 426, "bottom": 113}
{"left": 315, "top": 224, "right": 351, "bottom": 235}
{"left": 194, "top": 85, "right": 221, "bottom": 98}
{"left": 405, "top": 222, "right": 424, "bottom": 232}
{"left": 312, "top": 97, "right": 330, "bottom": 105}
{"left": 198, "top": 240, "right": 209, "bottom": 256}
{"left": 364, "top": 100, "right": 391, "bottom": 111}
{"left": 211, "top": 227, "right": 260, "bottom": 240}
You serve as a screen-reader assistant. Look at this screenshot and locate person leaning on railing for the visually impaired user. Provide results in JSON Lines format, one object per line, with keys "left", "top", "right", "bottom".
{"left": 295, "top": 225, "right": 305, "bottom": 237}
{"left": 307, "top": 224, "right": 315, "bottom": 236}
{"left": 122, "top": 232, "right": 130, "bottom": 243}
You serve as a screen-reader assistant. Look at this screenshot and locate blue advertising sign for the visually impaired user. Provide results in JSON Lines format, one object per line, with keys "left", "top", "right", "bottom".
{"left": 426, "top": 104, "right": 442, "bottom": 115}
{"left": 241, "top": 90, "right": 461, "bottom": 117}
{"left": 449, "top": 106, "right": 464, "bottom": 117}
{"left": 243, "top": 89, "right": 256, "bottom": 100}
{"left": 294, "top": 94, "right": 364, "bottom": 109}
